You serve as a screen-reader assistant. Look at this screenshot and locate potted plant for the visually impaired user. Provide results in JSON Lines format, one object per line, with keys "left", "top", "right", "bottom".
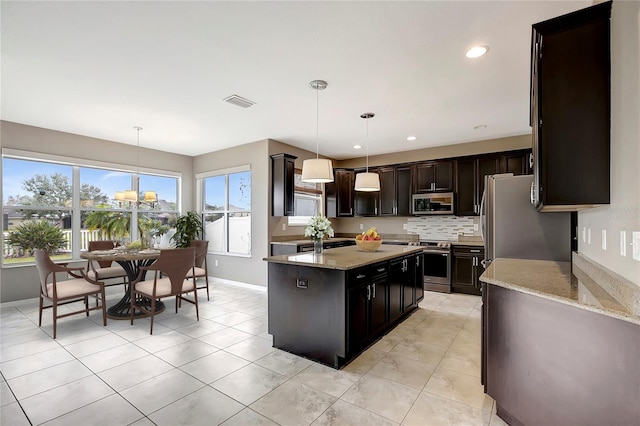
{"left": 171, "top": 211, "right": 203, "bottom": 248}
{"left": 5, "top": 219, "right": 67, "bottom": 256}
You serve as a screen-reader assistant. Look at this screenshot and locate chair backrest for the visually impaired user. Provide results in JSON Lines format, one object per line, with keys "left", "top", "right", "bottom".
{"left": 190, "top": 240, "right": 209, "bottom": 268}
{"left": 34, "top": 249, "right": 55, "bottom": 296}
{"left": 88, "top": 240, "right": 116, "bottom": 268}
{"left": 151, "top": 248, "right": 196, "bottom": 294}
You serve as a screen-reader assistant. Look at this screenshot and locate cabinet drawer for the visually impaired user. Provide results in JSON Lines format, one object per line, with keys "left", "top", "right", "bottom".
{"left": 453, "top": 246, "right": 484, "bottom": 256}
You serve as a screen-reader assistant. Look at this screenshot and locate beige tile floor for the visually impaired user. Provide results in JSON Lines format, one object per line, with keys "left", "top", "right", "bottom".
{"left": 0, "top": 279, "right": 509, "bottom": 426}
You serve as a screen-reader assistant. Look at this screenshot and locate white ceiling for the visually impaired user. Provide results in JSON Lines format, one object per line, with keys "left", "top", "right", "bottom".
{"left": 1, "top": 1, "right": 591, "bottom": 160}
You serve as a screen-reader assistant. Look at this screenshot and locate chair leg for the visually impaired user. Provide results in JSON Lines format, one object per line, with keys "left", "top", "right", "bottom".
{"left": 38, "top": 294, "right": 44, "bottom": 327}
{"left": 101, "top": 288, "right": 107, "bottom": 326}
{"left": 205, "top": 275, "right": 210, "bottom": 301}
{"left": 193, "top": 281, "right": 199, "bottom": 322}
{"left": 130, "top": 287, "right": 136, "bottom": 326}
{"left": 149, "top": 298, "right": 156, "bottom": 335}
{"left": 52, "top": 303, "right": 57, "bottom": 339}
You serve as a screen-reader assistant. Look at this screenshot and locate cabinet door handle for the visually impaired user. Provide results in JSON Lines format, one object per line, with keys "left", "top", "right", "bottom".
{"left": 470, "top": 249, "right": 480, "bottom": 253}
{"left": 441, "top": 253, "right": 448, "bottom": 257}
{"left": 529, "top": 152, "right": 534, "bottom": 169}
{"left": 367, "top": 284, "right": 371, "bottom": 301}
{"left": 356, "top": 274, "right": 365, "bottom": 279}
{"left": 377, "top": 267, "right": 385, "bottom": 273}
{"left": 350, "top": 208, "right": 353, "bottom": 215}
{"left": 372, "top": 283, "right": 376, "bottom": 299}
{"left": 473, "top": 257, "right": 476, "bottom": 267}
{"left": 416, "top": 256, "right": 420, "bottom": 267}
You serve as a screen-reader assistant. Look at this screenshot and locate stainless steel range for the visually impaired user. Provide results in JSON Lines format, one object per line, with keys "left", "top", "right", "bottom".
{"left": 417, "top": 241, "right": 452, "bottom": 293}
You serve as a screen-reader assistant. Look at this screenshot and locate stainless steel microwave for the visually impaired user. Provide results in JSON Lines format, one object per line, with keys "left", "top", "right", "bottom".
{"left": 411, "top": 192, "right": 455, "bottom": 215}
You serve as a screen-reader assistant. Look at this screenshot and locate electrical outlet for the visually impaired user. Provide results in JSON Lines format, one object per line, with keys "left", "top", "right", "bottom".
{"left": 403, "top": 223, "right": 408, "bottom": 230}
{"left": 215, "top": 259, "right": 219, "bottom": 267}
{"left": 601, "top": 230, "right": 606, "bottom": 250}
{"left": 474, "top": 224, "right": 479, "bottom": 231}
{"left": 632, "top": 232, "right": 640, "bottom": 261}
{"left": 282, "top": 223, "right": 287, "bottom": 231}
{"left": 620, "top": 231, "right": 627, "bottom": 257}
{"left": 587, "top": 228, "right": 591, "bottom": 245}
{"left": 359, "top": 224, "right": 364, "bottom": 230}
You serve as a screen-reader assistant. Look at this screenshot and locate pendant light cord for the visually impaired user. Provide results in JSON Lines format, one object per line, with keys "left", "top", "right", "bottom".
{"left": 365, "top": 118, "right": 369, "bottom": 173}
{"left": 315, "top": 86, "right": 319, "bottom": 159}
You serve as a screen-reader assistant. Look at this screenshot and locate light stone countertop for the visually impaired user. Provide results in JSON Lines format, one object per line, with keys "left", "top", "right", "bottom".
{"left": 481, "top": 258, "right": 640, "bottom": 325}
{"left": 269, "top": 237, "right": 353, "bottom": 246}
{"left": 263, "top": 245, "right": 424, "bottom": 270}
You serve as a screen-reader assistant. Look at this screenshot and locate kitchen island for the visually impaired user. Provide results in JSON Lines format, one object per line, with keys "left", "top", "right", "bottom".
{"left": 264, "top": 245, "right": 424, "bottom": 368}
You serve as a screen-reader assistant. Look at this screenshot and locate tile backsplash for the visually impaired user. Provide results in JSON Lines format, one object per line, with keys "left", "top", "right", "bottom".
{"left": 407, "top": 216, "right": 478, "bottom": 241}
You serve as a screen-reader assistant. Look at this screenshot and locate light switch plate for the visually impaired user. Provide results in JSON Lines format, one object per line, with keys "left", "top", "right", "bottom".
{"left": 282, "top": 223, "right": 287, "bottom": 231}
{"left": 620, "top": 231, "right": 627, "bottom": 257}
{"left": 360, "top": 224, "right": 364, "bottom": 230}
{"left": 601, "top": 230, "right": 606, "bottom": 250}
{"left": 587, "top": 228, "right": 591, "bottom": 245}
{"left": 403, "top": 224, "right": 408, "bottom": 230}
{"left": 632, "top": 232, "right": 640, "bottom": 261}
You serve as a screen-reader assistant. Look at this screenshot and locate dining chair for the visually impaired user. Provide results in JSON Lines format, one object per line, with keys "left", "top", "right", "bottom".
{"left": 130, "top": 248, "right": 198, "bottom": 334}
{"left": 85, "top": 240, "right": 128, "bottom": 284}
{"left": 187, "top": 239, "right": 210, "bottom": 300}
{"left": 34, "top": 250, "right": 107, "bottom": 339}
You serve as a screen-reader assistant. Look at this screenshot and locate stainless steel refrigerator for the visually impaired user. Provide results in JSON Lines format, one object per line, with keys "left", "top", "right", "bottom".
{"left": 481, "top": 174, "right": 571, "bottom": 268}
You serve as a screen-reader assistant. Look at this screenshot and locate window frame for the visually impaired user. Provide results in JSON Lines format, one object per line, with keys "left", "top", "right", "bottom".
{"left": 2, "top": 148, "right": 181, "bottom": 266}
{"left": 198, "top": 165, "right": 252, "bottom": 257}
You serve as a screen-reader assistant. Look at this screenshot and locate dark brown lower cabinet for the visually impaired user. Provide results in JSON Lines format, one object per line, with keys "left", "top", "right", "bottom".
{"left": 452, "top": 246, "right": 484, "bottom": 295}
{"left": 483, "top": 283, "right": 640, "bottom": 426}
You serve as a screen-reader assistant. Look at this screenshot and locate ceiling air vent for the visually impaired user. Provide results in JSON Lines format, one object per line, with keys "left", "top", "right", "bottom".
{"left": 223, "top": 95, "right": 256, "bottom": 108}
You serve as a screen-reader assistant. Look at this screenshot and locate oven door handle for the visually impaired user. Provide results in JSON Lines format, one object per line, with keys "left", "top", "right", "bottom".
{"left": 422, "top": 249, "right": 449, "bottom": 255}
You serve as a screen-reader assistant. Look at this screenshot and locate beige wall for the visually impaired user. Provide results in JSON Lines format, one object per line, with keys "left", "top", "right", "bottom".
{"left": 337, "top": 134, "right": 531, "bottom": 169}
{"left": 0, "top": 121, "right": 194, "bottom": 302}
{"left": 193, "top": 139, "right": 270, "bottom": 287}
{"left": 578, "top": 1, "right": 640, "bottom": 287}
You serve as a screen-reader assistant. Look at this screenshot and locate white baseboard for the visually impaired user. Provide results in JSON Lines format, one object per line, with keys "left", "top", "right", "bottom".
{"left": 210, "top": 276, "right": 267, "bottom": 292}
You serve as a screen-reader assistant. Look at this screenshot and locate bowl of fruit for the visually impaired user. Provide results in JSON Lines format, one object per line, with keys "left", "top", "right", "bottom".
{"left": 355, "top": 227, "right": 383, "bottom": 252}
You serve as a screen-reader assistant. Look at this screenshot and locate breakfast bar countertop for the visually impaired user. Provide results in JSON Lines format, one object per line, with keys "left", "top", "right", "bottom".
{"left": 263, "top": 244, "right": 424, "bottom": 270}
{"left": 480, "top": 257, "right": 640, "bottom": 325}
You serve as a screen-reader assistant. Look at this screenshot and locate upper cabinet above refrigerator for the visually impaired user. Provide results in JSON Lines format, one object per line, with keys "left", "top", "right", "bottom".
{"left": 530, "top": 1, "right": 611, "bottom": 212}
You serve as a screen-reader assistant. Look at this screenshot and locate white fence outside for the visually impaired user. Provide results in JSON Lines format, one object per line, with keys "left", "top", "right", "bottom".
{"left": 3, "top": 229, "right": 102, "bottom": 257}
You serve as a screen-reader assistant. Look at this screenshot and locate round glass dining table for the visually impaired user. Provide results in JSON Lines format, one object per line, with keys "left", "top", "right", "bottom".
{"left": 81, "top": 248, "right": 165, "bottom": 320}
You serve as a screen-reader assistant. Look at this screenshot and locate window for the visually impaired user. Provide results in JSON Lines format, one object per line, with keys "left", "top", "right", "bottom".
{"left": 287, "top": 168, "right": 323, "bottom": 226}
{"left": 201, "top": 166, "right": 251, "bottom": 255}
{"left": 2, "top": 152, "right": 179, "bottom": 265}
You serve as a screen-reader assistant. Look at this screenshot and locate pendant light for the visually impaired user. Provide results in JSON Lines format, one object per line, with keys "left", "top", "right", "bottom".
{"left": 115, "top": 126, "right": 157, "bottom": 207}
{"left": 354, "top": 112, "right": 380, "bottom": 191}
{"left": 301, "top": 80, "right": 334, "bottom": 183}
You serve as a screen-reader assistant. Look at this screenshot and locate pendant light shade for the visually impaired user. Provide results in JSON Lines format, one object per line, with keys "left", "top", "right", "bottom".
{"left": 354, "top": 112, "right": 380, "bottom": 192}
{"left": 354, "top": 172, "right": 380, "bottom": 192}
{"left": 301, "top": 158, "right": 334, "bottom": 183}
{"left": 301, "top": 80, "right": 334, "bottom": 183}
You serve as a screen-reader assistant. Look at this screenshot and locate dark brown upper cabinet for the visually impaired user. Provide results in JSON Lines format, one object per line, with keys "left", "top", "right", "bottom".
{"left": 531, "top": 1, "right": 611, "bottom": 211}
{"left": 456, "top": 150, "right": 532, "bottom": 216}
{"left": 354, "top": 168, "right": 379, "bottom": 217}
{"left": 271, "top": 153, "right": 297, "bottom": 216}
{"left": 412, "top": 161, "right": 453, "bottom": 193}
{"left": 378, "top": 165, "right": 412, "bottom": 216}
{"left": 325, "top": 168, "right": 354, "bottom": 218}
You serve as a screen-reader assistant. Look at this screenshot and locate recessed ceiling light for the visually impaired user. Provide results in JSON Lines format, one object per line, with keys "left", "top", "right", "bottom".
{"left": 466, "top": 46, "right": 489, "bottom": 59}
{"left": 353, "top": 145, "right": 362, "bottom": 149}
{"left": 407, "top": 136, "right": 417, "bottom": 141}
{"left": 473, "top": 124, "right": 487, "bottom": 130}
